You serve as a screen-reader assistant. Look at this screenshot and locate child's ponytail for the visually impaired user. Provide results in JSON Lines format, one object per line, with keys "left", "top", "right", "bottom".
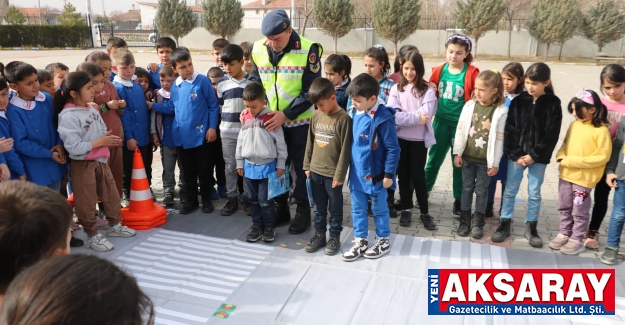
{"left": 568, "top": 89, "right": 608, "bottom": 128}
{"left": 341, "top": 54, "right": 352, "bottom": 79}
{"left": 325, "top": 54, "right": 352, "bottom": 80}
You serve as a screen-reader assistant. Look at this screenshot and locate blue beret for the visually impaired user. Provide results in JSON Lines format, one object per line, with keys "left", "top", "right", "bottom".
{"left": 261, "top": 9, "right": 291, "bottom": 36}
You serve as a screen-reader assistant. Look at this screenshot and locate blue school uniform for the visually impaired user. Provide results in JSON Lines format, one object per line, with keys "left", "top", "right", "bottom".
{"left": 109, "top": 71, "right": 116, "bottom": 82}
{"left": 149, "top": 63, "right": 162, "bottom": 91}
{"left": 6, "top": 92, "right": 66, "bottom": 186}
{"left": 0, "top": 110, "right": 25, "bottom": 179}
{"left": 156, "top": 89, "right": 176, "bottom": 148}
{"left": 152, "top": 71, "right": 219, "bottom": 149}
{"left": 113, "top": 75, "right": 150, "bottom": 147}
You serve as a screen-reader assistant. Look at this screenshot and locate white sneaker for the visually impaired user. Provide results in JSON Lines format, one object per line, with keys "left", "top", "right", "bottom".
{"left": 364, "top": 237, "right": 391, "bottom": 259}
{"left": 106, "top": 223, "right": 136, "bottom": 237}
{"left": 341, "top": 237, "right": 368, "bottom": 262}
{"left": 86, "top": 233, "right": 114, "bottom": 252}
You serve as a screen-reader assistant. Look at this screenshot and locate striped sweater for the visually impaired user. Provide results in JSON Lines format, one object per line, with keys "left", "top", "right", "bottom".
{"left": 217, "top": 73, "right": 257, "bottom": 139}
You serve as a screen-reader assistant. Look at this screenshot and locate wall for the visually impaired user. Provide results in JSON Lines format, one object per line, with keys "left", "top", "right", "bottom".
{"left": 178, "top": 27, "right": 625, "bottom": 58}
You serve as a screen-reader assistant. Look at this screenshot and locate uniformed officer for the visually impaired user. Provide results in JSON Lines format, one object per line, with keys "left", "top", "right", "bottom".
{"left": 252, "top": 9, "right": 322, "bottom": 234}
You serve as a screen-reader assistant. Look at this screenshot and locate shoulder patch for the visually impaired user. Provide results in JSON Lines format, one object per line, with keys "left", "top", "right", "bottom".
{"left": 294, "top": 40, "right": 301, "bottom": 49}
{"left": 308, "top": 52, "right": 317, "bottom": 64}
{"left": 310, "top": 62, "right": 320, "bottom": 74}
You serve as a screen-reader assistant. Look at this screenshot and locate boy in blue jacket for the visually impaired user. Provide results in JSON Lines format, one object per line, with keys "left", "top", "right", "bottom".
{"left": 149, "top": 48, "right": 220, "bottom": 215}
{"left": 0, "top": 80, "right": 24, "bottom": 181}
{"left": 111, "top": 49, "right": 154, "bottom": 204}
{"left": 342, "top": 73, "right": 400, "bottom": 262}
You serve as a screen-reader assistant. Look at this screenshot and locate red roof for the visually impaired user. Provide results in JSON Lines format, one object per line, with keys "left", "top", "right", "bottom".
{"left": 137, "top": 1, "right": 203, "bottom": 13}
{"left": 243, "top": 0, "right": 302, "bottom": 9}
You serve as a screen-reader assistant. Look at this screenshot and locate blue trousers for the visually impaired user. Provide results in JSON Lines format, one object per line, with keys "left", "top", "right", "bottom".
{"left": 500, "top": 159, "right": 547, "bottom": 222}
{"left": 310, "top": 172, "right": 343, "bottom": 238}
{"left": 607, "top": 180, "right": 625, "bottom": 248}
{"left": 351, "top": 189, "right": 390, "bottom": 238}
{"left": 246, "top": 177, "right": 276, "bottom": 228}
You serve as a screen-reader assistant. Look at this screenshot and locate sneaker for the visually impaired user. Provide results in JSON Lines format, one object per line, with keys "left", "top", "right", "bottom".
{"left": 202, "top": 197, "right": 215, "bottom": 213}
{"left": 363, "top": 237, "right": 391, "bottom": 259}
{"left": 97, "top": 216, "right": 109, "bottom": 230}
{"left": 221, "top": 197, "right": 238, "bottom": 216}
{"left": 246, "top": 227, "right": 264, "bottom": 242}
{"left": 210, "top": 187, "right": 219, "bottom": 200}
{"left": 548, "top": 233, "right": 570, "bottom": 250}
{"left": 70, "top": 236, "right": 84, "bottom": 247}
{"left": 584, "top": 230, "right": 599, "bottom": 249}
{"left": 163, "top": 192, "right": 174, "bottom": 206}
{"left": 560, "top": 238, "right": 585, "bottom": 255}
{"left": 305, "top": 232, "right": 327, "bottom": 253}
{"left": 262, "top": 227, "right": 275, "bottom": 242}
{"left": 341, "top": 237, "right": 368, "bottom": 262}
{"left": 420, "top": 213, "right": 437, "bottom": 230}
{"left": 86, "top": 233, "right": 114, "bottom": 252}
{"left": 106, "top": 223, "right": 136, "bottom": 237}
{"left": 600, "top": 246, "right": 619, "bottom": 265}
{"left": 121, "top": 192, "right": 130, "bottom": 207}
{"left": 180, "top": 200, "right": 199, "bottom": 214}
{"left": 70, "top": 218, "right": 81, "bottom": 231}
{"left": 399, "top": 210, "right": 412, "bottom": 227}
{"left": 325, "top": 236, "right": 341, "bottom": 256}
{"left": 218, "top": 185, "right": 227, "bottom": 198}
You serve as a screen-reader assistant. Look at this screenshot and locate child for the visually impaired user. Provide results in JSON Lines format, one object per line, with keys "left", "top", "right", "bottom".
{"left": 86, "top": 51, "right": 126, "bottom": 197}
{"left": 492, "top": 63, "right": 563, "bottom": 247}
{"left": 425, "top": 34, "right": 480, "bottom": 216}
{"left": 56, "top": 71, "right": 136, "bottom": 251}
{"left": 111, "top": 49, "right": 153, "bottom": 205}
{"left": 602, "top": 115, "right": 625, "bottom": 264}
{"left": 217, "top": 44, "right": 256, "bottom": 216}
{"left": 453, "top": 70, "right": 508, "bottom": 239}
{"left": 236, "top": 83, "right": 287, "bottom": 243}
{"left": 147, "top": 37, "right": 176, "bottom": 91}
{"left": 323, "top": 54, "right": 352, "bottom": 110}
{"left": 0, "top": 181, "right": 72, "bottom": 303}
{"left": 37, "top": 69, "right": 55, "bottom": 96}
{"left": 106, "top": 37, "right": 128, "bottom": 82}
{"left": 149, "top": 48, "right": 220, "bottom": 214}
{"left": 208, "top": 67, "right": 225, "bottom": 92}
{"left": 135, "top": 67, "right": 159, "bottom": 154}
{"left": 586, "top": 64, "right": 625, "bottom": 249}
{"left": 44, "top": 62, "right": 69, "bottom": 89}
{"left": 387, "top": 50, "right": 437, "bottom": 230}
{"left": 212, "top": 38, "right": 229, "bottom": 71}
{"left": 239, "top": 41, "right": 255, "bottom": 75}
{"left": 486, "top": 62, "right": 524, "bottom": 218}
{"left": 0, "top": 79, "right": 24, "bottom": 181}
{"left": 389, "top": 45, "right": 418, "bottom": 84}
{"left": 0, "top": 254, "right": 155, "bottom": 324}
{"left": 155, "top": 65, "right": 186, "bottom": 206}
{"left": 550, "top": 90, "right": 611, "bottom": 255}
{"left": 303, "top": 78, "right": 352, "bottom": 255}
{"left": 2, "top": 61, "right": 67, "bottom": 191}
{"left": 206, "top": 66, "right": 227, "bottom": 200}
{"left": 342, "top": 73, "right": 400, "bottom": 261}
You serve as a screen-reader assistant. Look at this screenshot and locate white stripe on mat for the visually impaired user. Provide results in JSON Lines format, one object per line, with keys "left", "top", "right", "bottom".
{"left": 137, "top": 274, "right": 234, "bottom": 294}
{"left": 138, "top": 282, "right": 227, "bottom": 301}
{"left": 390, "top": 235, "right": 405, "bottom": 255}
{"left": 143, "top": 269, "right": 240, "bottom": 287}
{"left": 450, "top": 241, "right": 462, "bottom": 265}
{"left": 155, "top": 307, "right": 208, "bottom": 323}
{"left": 554, "top": 315, "right": 616, "bottom": 324}
{"left": 429, "top": 239, "right": 442, "bottom": 262}
{"left": 408, "top": 237, "right": 424, "bottom": 259}
{"left": 490, "top": 245, "right": 504, "bottom": 268}
{"left": 470, "top": 243, "right": 482, "bottom": 267}
{"left": 154, "top": 316, "right": 190, "bottom": 325}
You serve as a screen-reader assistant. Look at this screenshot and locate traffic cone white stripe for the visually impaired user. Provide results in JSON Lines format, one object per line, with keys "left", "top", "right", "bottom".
{"left": 132, "top": 168, "right": 147, "bottom": 180}
{"left": 130, "top": 189, "right": 152, "bottom": 201}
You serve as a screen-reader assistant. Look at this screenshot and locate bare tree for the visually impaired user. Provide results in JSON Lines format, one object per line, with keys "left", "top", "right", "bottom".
{"left": 298, "top": 0, "right": 315, "bottom": 36}
{"left": 503, "top": 0, "right": 531, "bottom": 57}
{"left": 351, "top": 0, "right": 374, "bottom": 27}
{"left": 109, "top": 10, "right": 124, "bottom": 22}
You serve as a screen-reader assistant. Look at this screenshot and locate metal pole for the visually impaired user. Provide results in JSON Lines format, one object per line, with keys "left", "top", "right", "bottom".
{"left": 37, "top": 0, "right": 42, "bottom": 25}
{"left": 291, "top": 0, "right": 296, "bottom": 29}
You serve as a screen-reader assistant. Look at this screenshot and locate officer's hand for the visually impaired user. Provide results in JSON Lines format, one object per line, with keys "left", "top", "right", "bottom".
{"left": 264, "top": 111, "right": 287, "bottom": 132}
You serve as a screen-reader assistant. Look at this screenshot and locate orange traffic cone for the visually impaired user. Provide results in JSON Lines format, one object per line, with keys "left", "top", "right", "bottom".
{"left": 121, "top": 149, "right": 167, "bottom": 230}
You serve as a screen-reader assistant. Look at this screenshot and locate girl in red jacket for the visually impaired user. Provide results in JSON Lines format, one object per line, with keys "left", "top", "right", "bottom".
{"left": 425, "top": 34, "right": 480, "bottom": 217}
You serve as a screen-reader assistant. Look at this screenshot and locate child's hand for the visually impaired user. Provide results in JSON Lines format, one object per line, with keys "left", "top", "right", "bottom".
{"left": 428, "top": 81, "right": 437, "bottom": 90}
{"left": 146, "top": 101, "right": 153, "bottom": 109}
{"left": 145, "top": 91, "right": 154, "bottom": 101}
{"left": 87, "top": 102, "right": 97, "bottom": 109}
{"left": 277, "top": 168, "right": 284, "bottom": 177}
{"left": 147, "top": 63, "right": 159, "bottom": 72}
{"left": 118, "top": 100, "right": 126, "bottom": 109}
{"left": 50, "top": 145, "right": 66, "bottom": 162}
{"left": 18, "top": 174, "right": 26, "bottom": 181}
{"left": 239, "top": 108, "right": 250, "bottom": 121}
{"left": 151, "top": 135, "right": 160, "bottom": 147}
{"left": 419, "top": 113, "right": 429, "bottom": 125}
{"left": 106, "top": 100, "right": 119, "bottom": 110}
{"left": 206, "top": 128, "right": 217, "bottom": 143}
{"left": 454, "top": 155, "right": 463, "bottom": 168}
{"left": 382, "top": 177, "right": 393, "bottom": 189}
{"left": 487, "top": 167, "right": 498, "bottom": 176}
{"left": 521, "top": 155, "right": 534, "bottom": 165}
{"left": 96, "top": 131, "right": 122, "bottom": 148}
{"left": 515, "top": 157, "right": 527, "bottom": 167}
{"left": 607, "top": 173, "right": 618, "bottom": 188}
{"left": 304, "top": 170, "right": 311, "bottom": 178}
{"left": 51, "top": 151, "right": 64, "bottom": 164}
{"left": 0, "top": 137, "right": 14, "bottom": 153}
{"left": 332, "top": 179, "right": 343, "bottom": 188}
{"left": 0, "top": 164, "right": 10, "bottom": 181}
{"left": 237, "top": 168, "right": 244, "bottom": 177}
{"left": 127, "top": 139, "right": 138, "bottom": 151}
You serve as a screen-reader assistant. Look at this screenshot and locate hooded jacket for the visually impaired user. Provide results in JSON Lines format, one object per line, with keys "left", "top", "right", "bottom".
{"left": 58, "top": 104, "right": 110, "bottom": 164}
{"left": 336, "top": 78, "right": 351, "bottom": 110}
{"left": 504, "top": 91, "right": 562, "bottom": 164}
{"left": 0, "top": 110, "right": 25, "bottom": 179}
{"left": 236, "top": 107, "right": 288, "bottom": 170}
{"left": 387, "top": 84, "right": 437, "bottom": 147}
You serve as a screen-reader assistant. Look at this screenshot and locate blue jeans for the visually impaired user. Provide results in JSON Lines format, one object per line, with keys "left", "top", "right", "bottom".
{"left": 500, "top": 159, "right": 547, "bottom": 222}
{"left": 245, "top": 177, "right": 276, "bottom": 228}
{"left": 46, "top": 179, "right": 62, "bottom": 192}
{"left": 607, "top": 180, "right": 625, "bottom": 248}
{"left": 351, "top": 189, "right": 390, "bottom": 238}
{"left": 310, "top": 172, "right": 343, "bottom": 238}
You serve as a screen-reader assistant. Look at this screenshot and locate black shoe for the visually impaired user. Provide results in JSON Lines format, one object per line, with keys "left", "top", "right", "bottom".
{"left": 305, "top": 232, "right": 327, "bottom": 253}
{"left": 524, "top": 221, "right": 543, "bottom": 248}
{"left": 262, "top": 227, "right": 275, "bottom": 242}
{"left": 220, "top": 197, "right": 238, "bottom": 216}
{"left": 246, "top": 227, "right": 264, "bottom": 242}
{"left": 420, "top": 213, "right": 437, "bottom": 230}
{"left": 163, "top": 192, "right": 174, "bottom": 206}
{"left": 202, "top": 197, "right": 215, "bottom": 213}
{"left": 325, "top": 236, "right": 340, "bottom": 255}
{"left": 491, "top": 218, "right": 511, "bottom": 242}
{"left": 399, "top": 210, "right": 412, "bottom": 227}
{"left": 70, "top": 236, "right": 84, "bottom": 247}
{"left": 485, "top": 202, "right": 494, "bottom": 218}
{"left": 452, "top": 199, "right": 461, "bottom": 216}
{"left": 180, "top": 200, "right": 199, "bottom": 214}
{"left": 275, "top": 200, "right": 291, "bottom": 225}
{"left": 179, "top": 191, "right": 188, "bottom": 205}
{"left": 394, "top": 199, "right": 402, "bottom": 209}
{"left": 288, "top": 205, "right": 311, "bottom": 234}
{"left": 471, "top": 212, "right": 485, "bottom": 239}
{"left": 388, "top": 199, "right": 398, "bottom": 218}
{"left": 456, "top": 210, "right": 471, "bottom": 237}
